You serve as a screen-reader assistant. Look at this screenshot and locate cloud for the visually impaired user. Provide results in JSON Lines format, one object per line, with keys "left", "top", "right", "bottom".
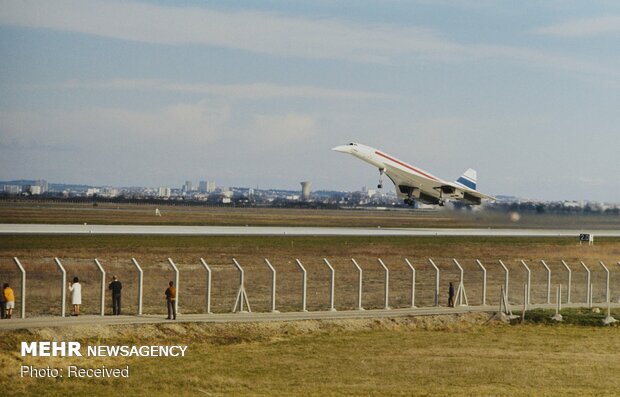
{"left": 0, "top": 0, "right": 455, "bottom": 63}
{"left": 535, "top": 15, "right": 620, "bottom": 37}
{"left": 252, "top": 113, "right": 316, "bottom": 147}
{"left": 1, "top": 0, "right": 607, "bottom": 76}
{"left": 1, "top": 0, "right": 616, "bottom": 88}
{"left": 575, "top": 176, "right": 607, "bottom": 186}
{"left": 30, "top": 79, "right": 396, "bottom": 101}
{"left": 0, "top": 100, "right": 229, "bottom": 150}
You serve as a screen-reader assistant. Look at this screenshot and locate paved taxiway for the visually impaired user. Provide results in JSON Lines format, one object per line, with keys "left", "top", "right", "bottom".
{"left": 1, "top": 303, "right": 618, "bottom": 330}
{"left": 2, "top": 224, "right": 620, "bottom": 236}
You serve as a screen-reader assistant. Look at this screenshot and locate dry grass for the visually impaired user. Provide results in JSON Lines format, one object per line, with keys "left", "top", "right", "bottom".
{"left": 1, "top": 314, "right": 619, "bottom": 396}
{"left": 2, "top": 201, "right": 620, "bottom": 229}
{"left": 1, "top": 202, "right": 619, "bottom": 395}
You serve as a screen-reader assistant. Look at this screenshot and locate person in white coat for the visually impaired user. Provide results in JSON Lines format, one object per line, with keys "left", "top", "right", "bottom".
{"left": 68, "top": 277, "right": 82, "bottom": 316}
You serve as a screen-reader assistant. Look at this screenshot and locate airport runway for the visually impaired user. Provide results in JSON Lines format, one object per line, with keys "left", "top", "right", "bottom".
{"left": 1, "top": 303, "right": 618, "bottom": 330}
{"left": 2, "top": 224, "right": 620, "bottom": 237}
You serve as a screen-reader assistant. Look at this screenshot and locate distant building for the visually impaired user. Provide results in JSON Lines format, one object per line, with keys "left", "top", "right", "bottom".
{"left": 3, "top": 185, "right": 22, "bottom": 194}
{"left": 207, "top": 181, "right": 216, "bottom": 193}
{"left": 198, "top": 181, "right": 208, "bottom": 193}
{"left": 101, "top": 187, "right": 119, "bottom": 197}
{"left": 563, "top": 200, "right": 580, "bottom": 208}
{"left": 86, "top": 188, "right": 100, "bottom": 197}
{"left": 158, "top": 187, "right": 171, "bottom": 198}
{"left": 300, "top": 181, "right": 311, "bottom": 201}
{"left": 183, "top": 181, "right": 193, "bottom": 193}
{"left": 33, "top": 179, "right": 48, "bottom": 193}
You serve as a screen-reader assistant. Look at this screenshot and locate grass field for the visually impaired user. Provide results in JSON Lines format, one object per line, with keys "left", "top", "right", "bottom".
{"left": 1, "top": 205, "right": 620, "bottom": 395}
{"left": 2, "top": 311, "right": 619, "bottom": 396}
{"left": 2, "top": 201, "right": 620, "bottom": 229}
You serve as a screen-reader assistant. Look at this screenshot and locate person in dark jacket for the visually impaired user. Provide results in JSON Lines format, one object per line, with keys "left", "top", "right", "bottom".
{"left": 448, "top": 282, "right": 455, "bottom": 307}
{"left": 109, "top": 275, "right": 122, "bottom": 315}
{"left": 165, "top": 281, "right": 176, "bottom": 320}
{"left": 0, "top": 282, "right": 5, "bottom": 319}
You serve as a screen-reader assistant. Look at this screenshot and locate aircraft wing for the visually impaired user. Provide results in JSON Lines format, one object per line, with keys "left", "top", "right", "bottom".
{"left": 383, "top": 162, "right": 494, "bottom": 204}
{"left": 381, "top": 162, "right": 447, "bottom": 203}
{"left": 445, "top": 181, "right": 496, "bottom": 201}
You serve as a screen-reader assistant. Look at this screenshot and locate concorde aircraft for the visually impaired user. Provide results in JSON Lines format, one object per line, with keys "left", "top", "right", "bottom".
{"left": 332, "top": 142, "right": 494, "bottom": 206}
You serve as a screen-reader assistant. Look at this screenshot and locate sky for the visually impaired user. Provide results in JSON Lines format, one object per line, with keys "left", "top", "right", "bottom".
{"left": 1, "top": 0, "right": 619, "bottom": 202}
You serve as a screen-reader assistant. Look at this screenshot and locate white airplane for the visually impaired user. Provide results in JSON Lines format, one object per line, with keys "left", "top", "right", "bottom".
{"left": 332, "top": 142, "right": 494, "bottom": 206}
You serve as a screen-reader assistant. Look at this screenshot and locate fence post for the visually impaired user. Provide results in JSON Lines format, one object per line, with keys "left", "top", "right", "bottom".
{"left": 94, "top": 259, "right": 106, "bottom": 316}
{"left": 12, "top": 257, "right": 26, "bottom": 319}
{"left": 167, "top": 258, "right": 180, "bottom": 314}
{"left": 131, "top": 258, "right": 143, "bottom": 315}
{"left": 351, "top": 259, "right": 364, "bottom": 310}
{"left": 323, "top": 259, "right": 337, "bottom": 311}
{"left": 232, "top": 258, "right": 251, "bottom": 313}
{"left": 294, "top": 259, "right": 308, "bottom": 312}
{"left": 377, "top": 259, "right": 390, "bottom": 310}
{"left": 601, "top": 264, "right": 617, "bottom": 324}
{"left": 199, "top": 258, "right": 212, "bottom": 314}
{"left": 561, "top": 260, "right": 572, "bottom": 303}
{"left": 475, "top": 259, "right": 487, "bottom": 306}
{"left": 520, "top": 260, "right": 531, "bottom": 305}
{"left": 551, "top": 285, "right": 563, "bottom": 322}
{"left": 540, "top": 260, "right": 551, "bottom": 305}
{"left": 598, "top": 261, "right": 610, "bottom": 304}
{"left": 403, "top": 258, "right": 416, "bottom": 308}
{"left": 498, "top": 260, "right": 510, "bottom": 303}
{"left": 264, "top": 259, "right": 278, "bottom": 313}
{"left": 428, "top": 258, "right": 440, "bottom": 307}
{"left": 452, "top": 259, "right": 468, "bottom": 306}
{"left": 53, "top": 258, "right": 67, "bottom": 317}
{"left": 580, "top": 261, "right": 591, "bottom": 307}
{"left": 521, "top": 283, "right": 528, "bottom": 323}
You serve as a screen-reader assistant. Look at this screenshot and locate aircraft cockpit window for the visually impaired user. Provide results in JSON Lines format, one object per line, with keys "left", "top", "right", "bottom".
{"left": 348, "top": 143, "right": 357, "bottom": 146}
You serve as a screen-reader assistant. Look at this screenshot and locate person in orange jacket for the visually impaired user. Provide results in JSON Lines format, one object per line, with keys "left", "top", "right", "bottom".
{"left": 3, "top": 283, "right": 15, "bottom": 319}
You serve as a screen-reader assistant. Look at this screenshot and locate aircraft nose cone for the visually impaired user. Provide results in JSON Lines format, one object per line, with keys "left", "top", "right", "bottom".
{"left": 332, "top": 145, "right": 352, "bottom": 153}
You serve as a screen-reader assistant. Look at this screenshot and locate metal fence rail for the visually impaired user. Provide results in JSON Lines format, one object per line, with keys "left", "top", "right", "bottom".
{"left": 0, "top": 256, "right": 617, "bottom": 319}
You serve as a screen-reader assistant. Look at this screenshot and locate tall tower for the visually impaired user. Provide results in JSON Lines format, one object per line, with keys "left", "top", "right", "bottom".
{"left": 300, "top": 181, "right": 311, "bottom": 201}
{"left": 183, "top": 181, "right": 193, "bottom": 193}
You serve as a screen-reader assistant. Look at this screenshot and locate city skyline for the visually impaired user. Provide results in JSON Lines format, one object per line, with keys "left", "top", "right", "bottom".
{"left": 1, "top": 1, "right": 620, "bottom": 202}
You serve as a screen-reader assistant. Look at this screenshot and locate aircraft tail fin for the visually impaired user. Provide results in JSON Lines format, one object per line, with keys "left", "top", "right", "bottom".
{"left": 456, "top": 168, "right": 477, "bottom": 190}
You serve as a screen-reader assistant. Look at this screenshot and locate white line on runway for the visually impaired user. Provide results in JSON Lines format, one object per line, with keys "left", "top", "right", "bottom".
{"left": 2, "top": 224, "right": 620, "bottom": 237}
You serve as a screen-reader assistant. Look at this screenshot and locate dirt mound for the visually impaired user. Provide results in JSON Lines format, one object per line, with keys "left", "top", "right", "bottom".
{"left": 8, "top": 312, "right": 495, "bottom": 346}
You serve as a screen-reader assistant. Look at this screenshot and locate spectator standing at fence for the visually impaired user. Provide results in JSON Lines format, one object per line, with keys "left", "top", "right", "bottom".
{"left": 109, "top": 275, "right": 122, "bottom": 315}
{"left": 165, "top": 281, "right": 176, "bottom": 320}
{"left": 448, "top": 282, "right": 455, "bottom": 307}
{"left": 0, "top": 283, "right": 6, "bottom": 319}
{"left": 3, "top": 283, "right": 15, "bottom": 319}
{"left": 68, "top": 277, "right": 82, "bottom": 316}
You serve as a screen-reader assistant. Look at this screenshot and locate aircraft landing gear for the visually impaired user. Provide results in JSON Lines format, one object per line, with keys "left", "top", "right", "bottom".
{"left": 434, "top": 187, "right": 446, "bottom": 207}
{"left": 404, "top": 198, "right": 415, "bottom": 206}
{"left": 377, "top": 168, "right": 385, "bottom": 189}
